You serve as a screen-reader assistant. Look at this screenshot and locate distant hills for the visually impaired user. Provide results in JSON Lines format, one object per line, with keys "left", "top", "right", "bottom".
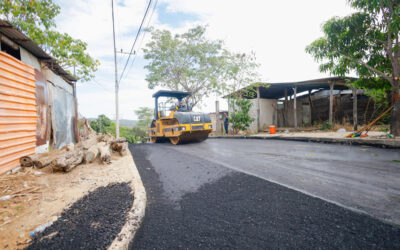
{"left": 87, "top": 118, "right": 138, "bottom": 128}
{"left": 118, "top": 119, "right": 138, "bottom": 128}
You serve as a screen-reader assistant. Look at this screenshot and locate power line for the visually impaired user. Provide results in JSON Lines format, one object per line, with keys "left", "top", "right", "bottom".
{"left": 119, "top": 0, "right": 152, "bottom": 82}
{"left": 124, "top": 0, "right": 158, "bottom": 81}
{"left": 92, "top": 79, "right": 113, "bottom": 93}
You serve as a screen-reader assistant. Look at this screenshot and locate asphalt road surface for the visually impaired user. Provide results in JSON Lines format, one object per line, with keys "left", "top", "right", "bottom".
{"left": 130, "top": 139, "right": 400, "bottom": 249}
{"left": 26, "top": 183, "right": 132, "bottom": 250}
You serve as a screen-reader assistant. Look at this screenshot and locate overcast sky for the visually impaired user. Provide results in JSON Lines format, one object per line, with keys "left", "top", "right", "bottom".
{"left": 55, "top": 0, "right": 354, "bottom": 120}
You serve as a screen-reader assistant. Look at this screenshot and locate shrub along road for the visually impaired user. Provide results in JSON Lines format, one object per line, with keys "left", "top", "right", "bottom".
{"left": 130, "top": 140, "right": 400, "bottom": 249}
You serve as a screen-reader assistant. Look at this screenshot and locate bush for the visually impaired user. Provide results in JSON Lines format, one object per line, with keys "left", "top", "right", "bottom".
{"left": 322, "top": 120, "right": 333, "bottom": 131}
{"left": 89, "top": 114, "right": 149, "bottom": 144}
{"left": 120, "top": 126, "right": 148, "bottom": 144}
{"left": 230, "top": 99, "right": 254, "bottom": 134}
{"left": 90, "top": 115, "right": 112, "bottom": 133}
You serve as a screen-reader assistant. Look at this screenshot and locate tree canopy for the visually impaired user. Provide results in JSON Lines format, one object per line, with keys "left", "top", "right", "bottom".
{"left": 0, "top": 0, "right": 99, "bottom": 81}
{"left": 306, "top": 0, "right": 400, "bottom": 135}
{"left": 90, "top": 115, "right": 111, "bottom": 133}
{"left": 143, "top": 25, "right": 260, "bottom": 107}
{"left": 135, "top": 107, "right": 153, "bottom": 129}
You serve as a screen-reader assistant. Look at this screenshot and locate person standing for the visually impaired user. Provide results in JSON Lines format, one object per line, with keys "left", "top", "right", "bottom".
{"left": 223, "top": 113, "right": 229, "bottom": 135}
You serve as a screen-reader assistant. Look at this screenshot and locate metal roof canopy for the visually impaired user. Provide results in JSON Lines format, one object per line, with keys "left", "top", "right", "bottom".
{"left": 0, "top": 19, "right": 77, "bottom": 83}
{"left": 231, "top": 77, "right": 357, "bottom": 99}
{"left": 152, "top": 90, "right": 191, "bottom": 100}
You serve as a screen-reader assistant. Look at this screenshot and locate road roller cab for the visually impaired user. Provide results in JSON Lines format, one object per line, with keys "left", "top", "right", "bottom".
{"left": 149, "top": 90, "right": 213, "bottom": 144}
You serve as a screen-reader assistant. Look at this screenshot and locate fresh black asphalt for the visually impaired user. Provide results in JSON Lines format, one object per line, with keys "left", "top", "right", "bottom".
{"left": 26, "top": 182, "right": 133, "bottom": 250}
{"left": 130, "top": 142, "right": 400, "bottom": 249}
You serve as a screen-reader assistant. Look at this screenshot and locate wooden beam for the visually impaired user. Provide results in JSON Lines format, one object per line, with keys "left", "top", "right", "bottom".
{"left": 293, "top": 86, "right": 297, "bottom": 128}
{"left": 215, "top": 100, "right": 220, "bottom": 134}
{"left": 256, "top": 86, "right": 261, "bottom": 132}
{"left": 308, "top": 90, "right": 313, "bottom": 125}
{"left": 353, "top": 88, "right": 358, "bottom": 131}
{"left": 329, "top": 82, "right": 334, "bottom": 124}
{"left": 284, "top": 88, "right": 288, "bottom": 127}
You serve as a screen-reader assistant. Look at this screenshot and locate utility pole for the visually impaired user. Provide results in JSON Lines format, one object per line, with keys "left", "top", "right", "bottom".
{"left": 111, "top": 0, "right": 120, "bottom": 138}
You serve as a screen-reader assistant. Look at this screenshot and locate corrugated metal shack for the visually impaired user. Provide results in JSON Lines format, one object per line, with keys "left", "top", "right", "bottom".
{"left": 0, "top": 20, "right": 78, "bottom": 173}
{"left": 227, "top": 77, "right": 376, "bottom": 133}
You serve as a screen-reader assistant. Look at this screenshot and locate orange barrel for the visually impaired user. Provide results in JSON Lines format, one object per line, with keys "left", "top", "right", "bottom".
{"left": 269, "top": 125, "right": 276, "bottom": 134}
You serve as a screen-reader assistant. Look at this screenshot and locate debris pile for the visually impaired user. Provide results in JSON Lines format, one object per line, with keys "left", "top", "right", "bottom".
{"left": 0, "top": 168, "right": 46, "bottom": 230}
{"left": 19, "top": 133, "right": 128, "bottom": 173}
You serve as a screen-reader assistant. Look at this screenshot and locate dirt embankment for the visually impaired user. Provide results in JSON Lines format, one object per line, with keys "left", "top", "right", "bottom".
{"left": 0, "top": 154, "right": 133, "bottom": 249}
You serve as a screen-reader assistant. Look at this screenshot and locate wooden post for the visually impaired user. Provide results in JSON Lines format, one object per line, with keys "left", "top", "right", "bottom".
{"left": 329, "top": 82, "right": 334, "bottom": 124}
{"left": 256, "top": 86, "right": 260, "bottom": 132}
{"left": 215, "top": 100, "right": 220, "bottom": 134}
{"left": 284, "top": 88, "right": 288, "bottom": 127}
{"left": 353, "top": 88, "right": 358, "bottom": 131}
{"left": 293, "top": 86, "right": 297, "bottom": 128}
{"left": 308, "top": 90, "right": 312, "bottom": 126}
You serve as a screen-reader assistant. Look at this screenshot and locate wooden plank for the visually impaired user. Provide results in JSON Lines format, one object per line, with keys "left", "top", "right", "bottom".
{"left": 308, "top": 90, "right": 313, "bottom": 125}
{"left": 293, "top": 86, "right": 297, "bottom": 128}
{"left": 256, "top": 86, "right": 260, "bottom": 132}
{"left": 329, "top": 82, "right": 334, "bottom": 124}
{"left": 215, "top": 100, "right": 220, "bottom": 133}
{"left": 284, "top": 88, "right": 288, "bottom": 127}
{"left": 353, "top": 88, "right": 358, "bottom": 130}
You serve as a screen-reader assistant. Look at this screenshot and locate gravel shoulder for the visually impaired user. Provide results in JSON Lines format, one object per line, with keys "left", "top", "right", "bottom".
{"left": 130, "top": 143, "right": 400, "bottom": 249}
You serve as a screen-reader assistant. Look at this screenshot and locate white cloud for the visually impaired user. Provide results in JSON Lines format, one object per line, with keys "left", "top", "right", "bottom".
{"left": 56, "top": 0, "right": 355, "bottom": 119}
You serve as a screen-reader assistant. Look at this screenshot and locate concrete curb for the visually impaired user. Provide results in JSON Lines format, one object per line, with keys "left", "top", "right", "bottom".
{"left": 210, "top": 135, "right": 400, "bottom": 149}
{"left": 108, "top": 154, "right": 147, "bottom": 250}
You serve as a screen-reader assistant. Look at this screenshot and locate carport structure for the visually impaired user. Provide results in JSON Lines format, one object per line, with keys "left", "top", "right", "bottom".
{"left": 234, "top": 77, "right": 358, "bottom": 130}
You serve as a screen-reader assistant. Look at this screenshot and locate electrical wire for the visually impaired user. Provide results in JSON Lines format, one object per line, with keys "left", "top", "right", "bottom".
{"left": 92, "top": 79, "right": 114, "bottom": 93}
{"left": 118, "top": 0, "right": 152, "bottom": 82}
{"left": 124, "top": 0, "right": 158, "bottom": 81}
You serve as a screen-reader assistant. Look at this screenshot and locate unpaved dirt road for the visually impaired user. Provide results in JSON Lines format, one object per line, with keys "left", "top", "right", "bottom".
{"left": 130, "top": 139, "right": 400, "bottom": 249}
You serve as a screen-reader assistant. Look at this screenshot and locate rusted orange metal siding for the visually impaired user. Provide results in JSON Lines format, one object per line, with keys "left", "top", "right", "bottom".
{"left": 0, "top": 51, "right": 37, "bottom": 174}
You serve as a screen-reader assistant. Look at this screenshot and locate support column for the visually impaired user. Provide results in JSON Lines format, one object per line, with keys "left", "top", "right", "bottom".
{"left": 353, "top": 88, "right": 358, "bottom": 131}
{"left": 329, "top": 82, "right": 334, "bottom": 124}
{"left": 308, "top": 90, "right": 312, "bottom": 126}
{"left": 256, "top": 87, "right": 260, "bottom": 132}
{"left": 215, "top": 100, "right": 220, "bottom": 134}
{"left": 293, "top": 86, "right": 297, "bottom": 128}
{"left": 284, "top": 88, "right": 288, "bottom": 127}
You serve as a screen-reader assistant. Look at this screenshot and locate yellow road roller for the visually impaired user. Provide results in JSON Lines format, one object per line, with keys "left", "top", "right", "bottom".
{"left": 149, "top": 90, "right": 213, "bottom": 144}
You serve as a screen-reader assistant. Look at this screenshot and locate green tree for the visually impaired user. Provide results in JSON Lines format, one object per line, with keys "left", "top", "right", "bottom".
{"left": 90, "top": 114, "right": 111, "bottom": 133}
{"left": 229, "top": 98, "right": 254, "bottom": 134}
{"left": 223, "top": 51, "right": 261, "bottom": 97}
{"left": 134, "top": 107, "right": 153, "bottom": 129}
{"left": 306, "top": 0, "right": 400, "bottom": 135}
{"left": 143, "top": 25, "right": 246, "bottom": 107}
{"left": 0, "top": 0, "right": 99, "bottom": 81}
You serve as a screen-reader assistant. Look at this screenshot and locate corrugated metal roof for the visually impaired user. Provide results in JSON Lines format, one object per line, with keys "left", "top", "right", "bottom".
{"left": 0, "top": 19, "right": 77, "bottom": 83}
{"left": 226, "top": 77, "right": 357, "bottom": 99}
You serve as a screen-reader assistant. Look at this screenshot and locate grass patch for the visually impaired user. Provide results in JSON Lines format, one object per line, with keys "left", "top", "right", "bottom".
{"left": 15, "top": 206, "right": 24, "bottom": 211}
{"left": 392, "top": 159, "right": 400, "bottom": 163}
